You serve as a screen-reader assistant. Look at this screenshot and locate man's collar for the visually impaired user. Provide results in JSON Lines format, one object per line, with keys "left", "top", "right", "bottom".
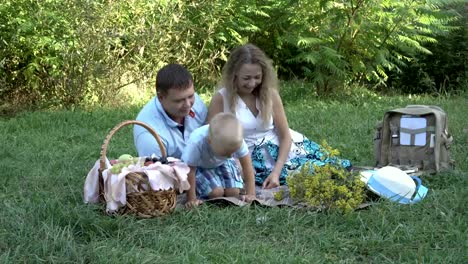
{"left": 154, "top": 97, "right": 180, "bottom": 128}
{"left": 189, "top": 110, "right": 195, "bottom": 118}
{"left": 154, "top": 97, "right": 194, "bottom": 128}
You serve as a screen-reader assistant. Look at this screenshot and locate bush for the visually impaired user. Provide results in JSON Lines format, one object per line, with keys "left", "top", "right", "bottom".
{"left": 386, "top": 3, "right": 468, "bottom": 94}
{"left": 1, "top": 0, "right": 465, "bottom": 112}
{"left": 0, "top": 0, "right": 244, "bottom": 110}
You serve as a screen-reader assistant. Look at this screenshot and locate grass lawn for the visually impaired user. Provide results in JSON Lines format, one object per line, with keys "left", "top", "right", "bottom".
{"left": 1, "top": 87, "right": 467, "bottom": 263}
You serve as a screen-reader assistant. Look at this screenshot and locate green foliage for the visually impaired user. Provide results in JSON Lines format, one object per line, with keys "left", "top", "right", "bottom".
{"left": 0, "top": 0, "right": 465, "bottom": 111}
{"left": 287, "top": 141, "right": 366, "bottom": 214}
{"left": 118, "top": 0, "right": 243, "bottom": 86}
{"left": 267, "top": 0, "right": 466, "bottom": 94}
{"left": 0, "top": 0, "right": 132, "bottom": 109}
{"left": 0, "top": 0, "right": 245, "bottom": 110}
{"left": 386, "top": 2, "right": 468, "bottom": 94}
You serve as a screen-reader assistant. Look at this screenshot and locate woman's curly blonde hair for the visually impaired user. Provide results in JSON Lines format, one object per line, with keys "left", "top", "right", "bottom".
{"left": 219, "top": 43, "right": 278, "bottom": 126}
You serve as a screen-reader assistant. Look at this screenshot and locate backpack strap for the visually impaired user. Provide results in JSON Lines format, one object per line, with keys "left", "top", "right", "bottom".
{"left": 400, "top": 126, "right": 435, "bottom": 145}
{"left": 405, "top": 105, "right": 445, "bottom": 113}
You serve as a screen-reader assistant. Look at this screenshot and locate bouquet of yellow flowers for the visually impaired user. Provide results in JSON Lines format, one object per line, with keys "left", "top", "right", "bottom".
{"left": 286, "top": 141, "right": 366, "bottom": 214}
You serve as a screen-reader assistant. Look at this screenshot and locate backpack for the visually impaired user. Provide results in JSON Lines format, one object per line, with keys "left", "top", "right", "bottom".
{"left": 374, "top": 105, "right": 454, "bottom": 173}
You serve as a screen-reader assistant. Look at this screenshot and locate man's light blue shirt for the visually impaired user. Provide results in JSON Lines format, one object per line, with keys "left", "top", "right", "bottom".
{"left": 181, "top": 125, "right": 249, "bottom": 169}
{"left": 133, "top": 93, "right": 207, "bottom": 158}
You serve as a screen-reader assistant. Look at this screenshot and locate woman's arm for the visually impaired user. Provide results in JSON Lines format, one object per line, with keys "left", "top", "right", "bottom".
{"left": 205, "top": 92, "right": 224, "bottom": 124}
{"left": 263, "top": 91, "right": 292, "bottom": 189}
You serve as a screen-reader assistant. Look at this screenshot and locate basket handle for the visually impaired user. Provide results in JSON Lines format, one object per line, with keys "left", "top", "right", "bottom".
{"left": 99, "top": 120, "right": 166, "bottom": 171}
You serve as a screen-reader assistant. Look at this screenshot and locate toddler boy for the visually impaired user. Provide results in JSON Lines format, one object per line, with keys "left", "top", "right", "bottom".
{"left": 182, "top": 113, "right": 256, "bottom": 208}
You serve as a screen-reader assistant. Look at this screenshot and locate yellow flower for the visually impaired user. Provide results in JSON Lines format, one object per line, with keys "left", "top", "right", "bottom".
{"left": 273, "top": 189, "right": 285, "bottom": 201}
{"left": 287, "top": 155, "right": 367, "bottom": 214}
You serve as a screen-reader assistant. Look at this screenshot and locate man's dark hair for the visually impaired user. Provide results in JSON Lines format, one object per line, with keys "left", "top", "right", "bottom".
{"left": 156, "top": 64, "right": 193, "bottom": 95}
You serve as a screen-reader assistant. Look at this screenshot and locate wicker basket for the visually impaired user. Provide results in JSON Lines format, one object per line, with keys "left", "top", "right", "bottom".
{"left": 98, "top": 120, "right": 176, "bottom": 218}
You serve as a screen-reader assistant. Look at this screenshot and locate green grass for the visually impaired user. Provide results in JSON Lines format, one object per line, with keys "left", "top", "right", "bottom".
{"left": 1, "top": 88, "right": 467, "bottom": 263}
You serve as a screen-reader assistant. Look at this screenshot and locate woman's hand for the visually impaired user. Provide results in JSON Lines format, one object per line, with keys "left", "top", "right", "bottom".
{"left": 262, "top": 172, "right": 280, "bottom": 189}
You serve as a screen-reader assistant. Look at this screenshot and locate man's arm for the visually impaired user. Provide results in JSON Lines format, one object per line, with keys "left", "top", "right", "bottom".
{"left": 134, "top": 130, "right": 166, "bottom": 157}
{"left": 194, "top": 93, "right": 208, "bottom": 124}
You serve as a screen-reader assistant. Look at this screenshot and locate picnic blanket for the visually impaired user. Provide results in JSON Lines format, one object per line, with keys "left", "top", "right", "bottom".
{"left": 176, "top": 186, "right": 294, "bottom": 208}
{"left": 174, "top": 165, "right": 423, "bottom": 209}
{"left": 176, "top": 186, "right": 372, "bottom": 210}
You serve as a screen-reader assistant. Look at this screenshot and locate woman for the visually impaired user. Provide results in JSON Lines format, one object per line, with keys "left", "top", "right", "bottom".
{"left": 207, "top": 43, "right": 351, "bottom": 189}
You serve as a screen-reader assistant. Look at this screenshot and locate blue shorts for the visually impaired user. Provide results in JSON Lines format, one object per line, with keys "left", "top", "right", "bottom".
{"left": 195, "top": 159, "right": 244, "bottom": 199}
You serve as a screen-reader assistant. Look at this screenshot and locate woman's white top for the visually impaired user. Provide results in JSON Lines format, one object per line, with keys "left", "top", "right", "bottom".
{"left": 219, "top": 88, "right": 278, "bottom": 151}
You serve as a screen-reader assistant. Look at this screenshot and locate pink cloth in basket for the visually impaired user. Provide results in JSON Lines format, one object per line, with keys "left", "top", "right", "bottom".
{"left": 84, "top": 157, "right": 190, "bottom": 213}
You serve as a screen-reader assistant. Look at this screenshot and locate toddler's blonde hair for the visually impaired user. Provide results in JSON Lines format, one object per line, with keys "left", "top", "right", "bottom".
{"left": 209, "top": 113, "right": 243, "bottom": 151}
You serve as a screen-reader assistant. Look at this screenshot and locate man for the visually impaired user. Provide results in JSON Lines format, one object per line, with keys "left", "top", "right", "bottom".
{"left": 134, "top": 63, "right": 207, "bottom": 158}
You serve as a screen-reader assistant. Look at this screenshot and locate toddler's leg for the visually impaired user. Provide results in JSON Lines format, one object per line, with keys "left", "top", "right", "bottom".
{"left": 198, "top": 160, "right": 243, "bottom": 199}
{"left": 196, "top": 167, "right": 223, "bottom": 199}
{"left": 208, "top": 188, "right": 224, "bottom": 199}
{"left": 220, "top": 159, "right": 243, "bottom": 197}
{"left": 224, "top": 188, "right": 240, "bottom": 198}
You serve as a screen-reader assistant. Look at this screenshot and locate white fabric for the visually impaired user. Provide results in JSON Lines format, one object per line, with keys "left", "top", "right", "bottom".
{"left": 83, "top": 158, "right": 111, "bottom": 204}
{"left": 84, "top": 157, "right": 191, "bottom": 213}
{"left": 219, "top": 88, "right": 308, "bottom": 163}
{"left": 219, "top": 88, "right": 276, "bottom": 151}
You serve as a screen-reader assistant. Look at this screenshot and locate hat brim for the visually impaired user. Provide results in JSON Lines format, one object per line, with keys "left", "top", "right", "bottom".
{"left": 410, "top": 184, "right": 428, "bottom": 203}
{"left": 366, "top": 174, "right": 428, "bottom": 204}
{"left": 366, "top": 176, "right": 412, "bottom": 204}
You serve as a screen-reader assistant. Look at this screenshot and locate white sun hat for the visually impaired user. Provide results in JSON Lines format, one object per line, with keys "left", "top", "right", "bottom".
{"left": 360, "top": 166, "right": 428, "bottom": 204}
